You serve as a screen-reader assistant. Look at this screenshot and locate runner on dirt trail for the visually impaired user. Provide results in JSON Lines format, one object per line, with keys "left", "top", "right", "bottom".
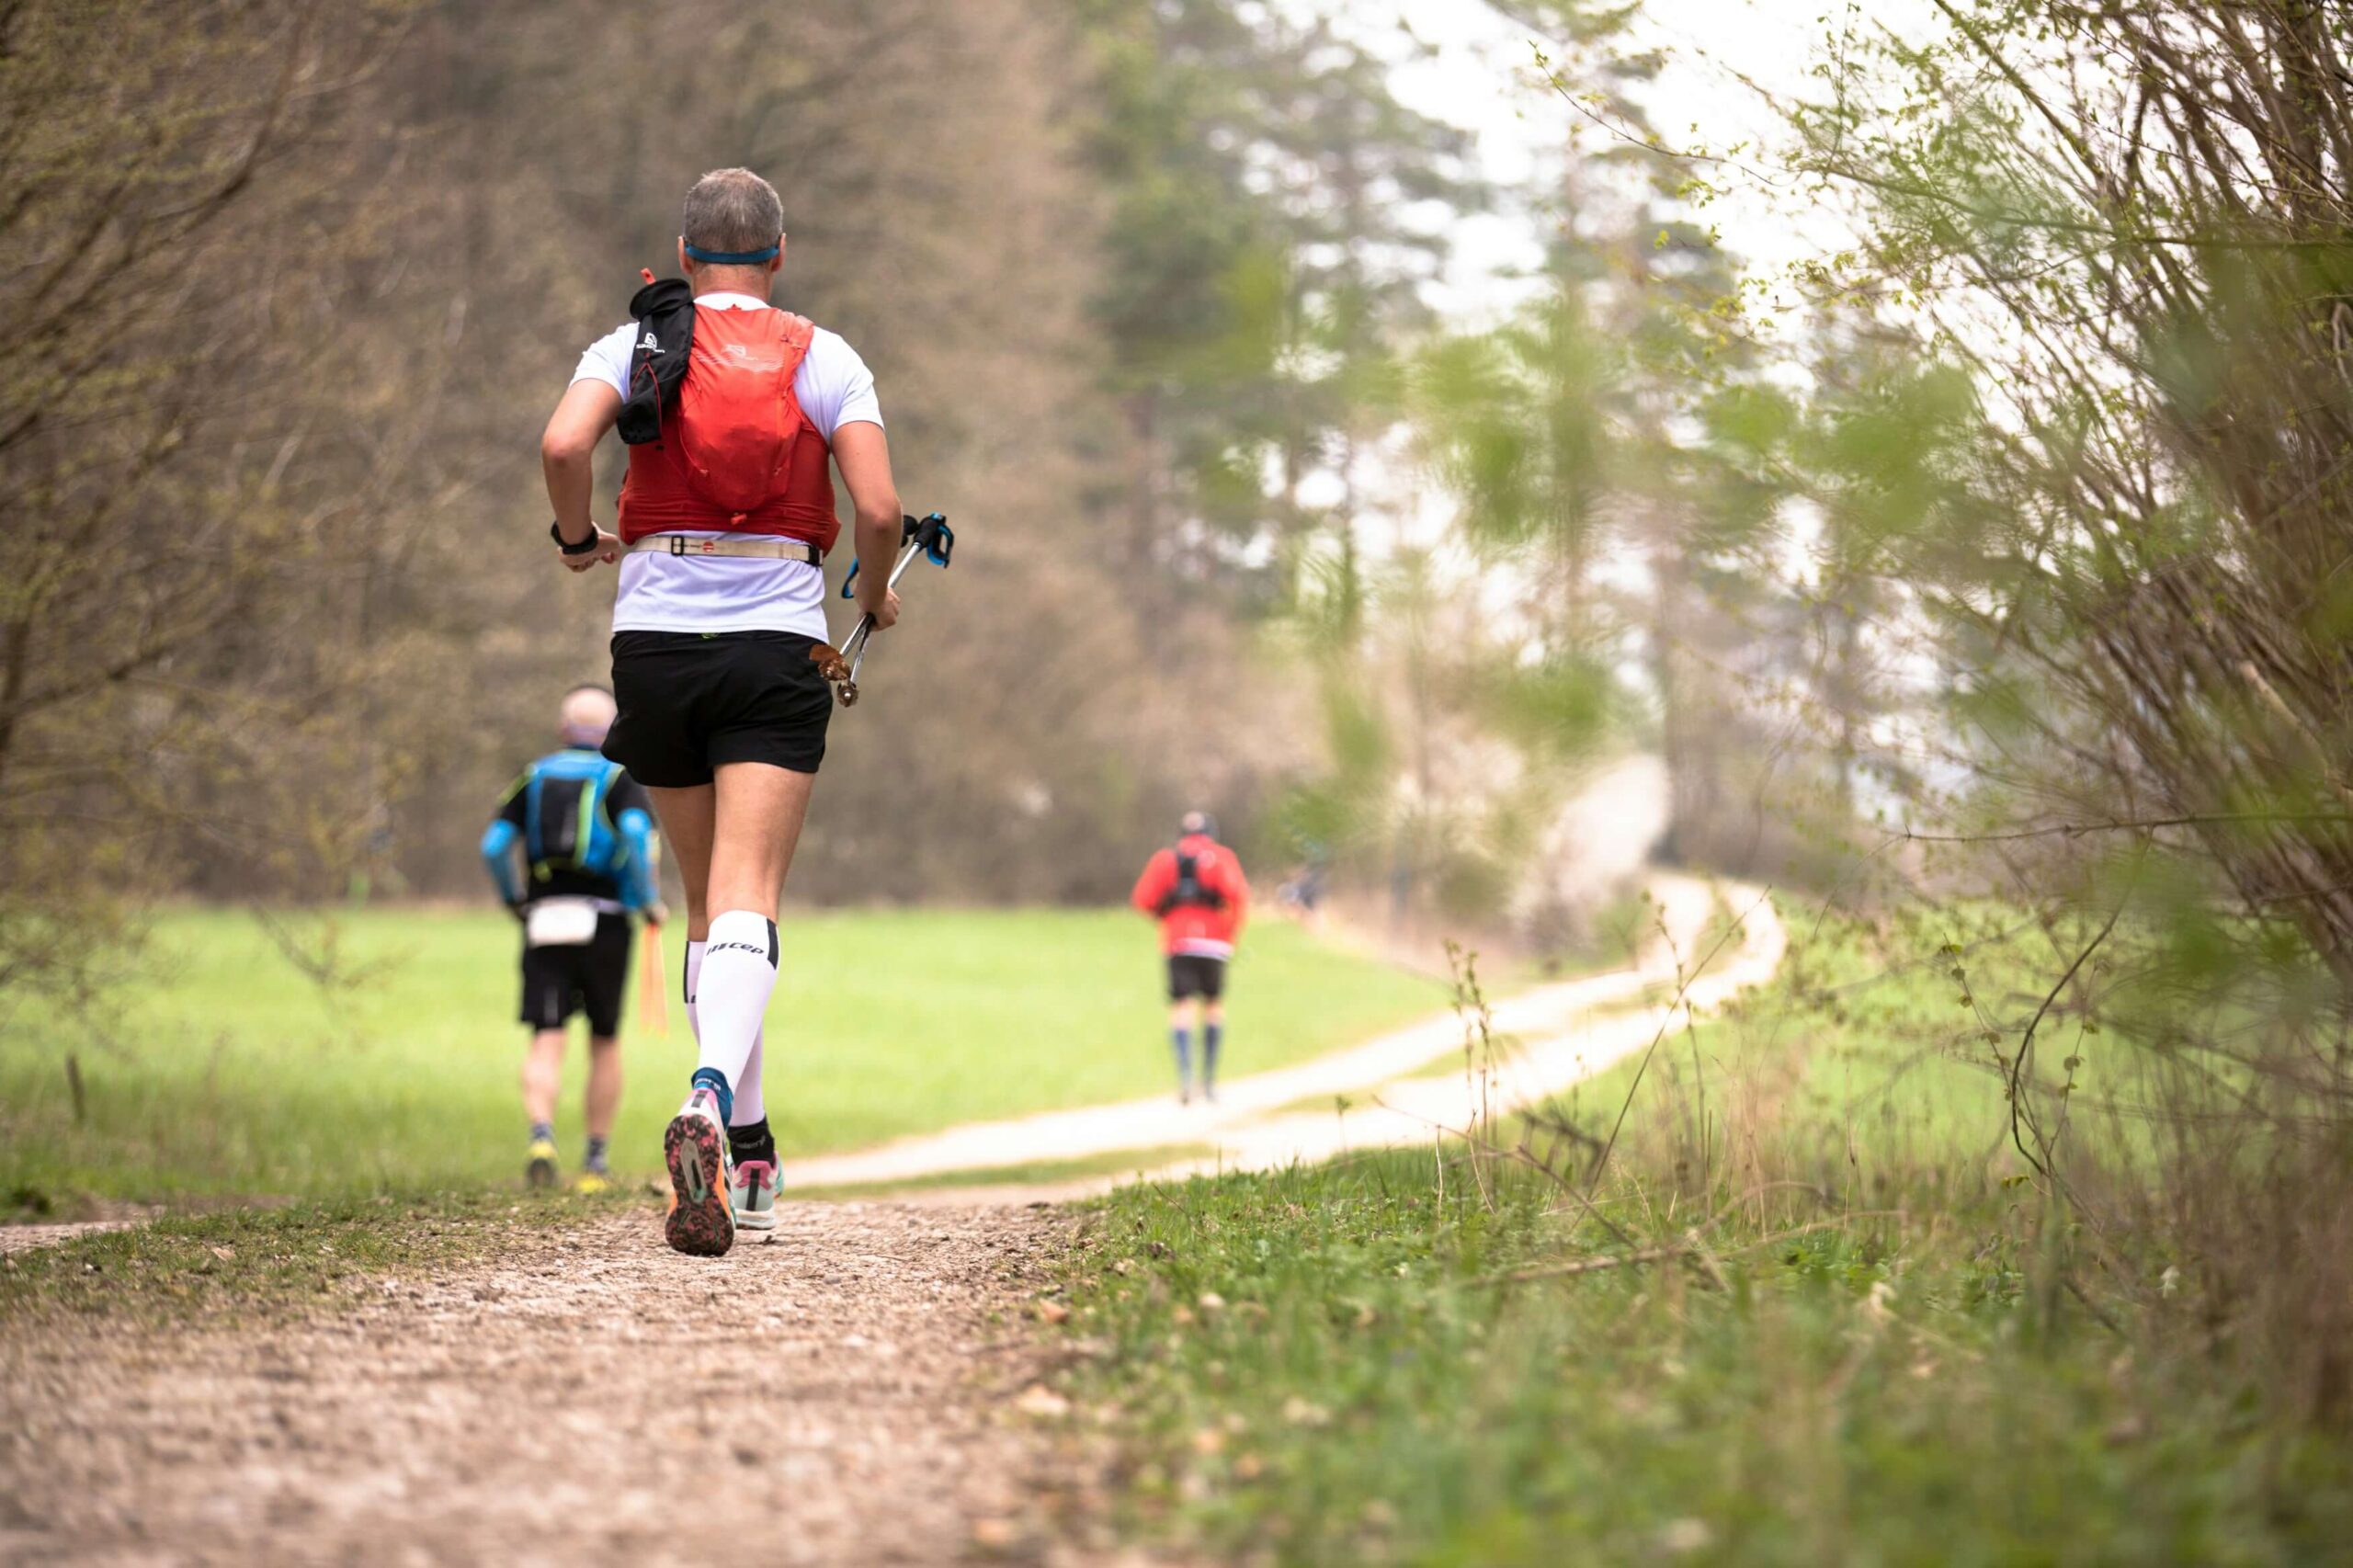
{"left": 538, "top": 166, "right": 906, "bottom": 1256}
{"left": 479, "top": 686, "right": 664, "bottom": 1193}
{"left": 1131, "top": 812, "right": 1250, "bottom": 1104}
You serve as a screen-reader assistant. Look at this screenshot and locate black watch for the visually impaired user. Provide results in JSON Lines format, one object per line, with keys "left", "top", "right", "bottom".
{"left": 551, "top": 518, "right": 600, "bottom": 555}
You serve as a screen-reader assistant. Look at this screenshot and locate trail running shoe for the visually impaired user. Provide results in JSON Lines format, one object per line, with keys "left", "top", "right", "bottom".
{"left": 572, "top": 1169, "right": 609, "bottom": 1196}
{"left": 732, "top": 1160, "right": 780, "bottom": 1233}
{"left": 664, "top": 1088, "right": 735, "bottom": 1256}
{"left": 526, "top": 1136, "right": 560, "bottom": 1190}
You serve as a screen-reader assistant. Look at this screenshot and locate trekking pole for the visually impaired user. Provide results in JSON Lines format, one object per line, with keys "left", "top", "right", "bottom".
{"left": 813, "top": 513, "right": 953, "bottom": 707}
{"left": 839, "top": 540, "right": 924, "bottom": 682}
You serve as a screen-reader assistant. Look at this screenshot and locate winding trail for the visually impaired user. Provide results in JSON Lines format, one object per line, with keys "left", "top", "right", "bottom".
{"left": 784, "top": 877, "right": 1782, "bottom": 1196}
{"left": 0, "top": 881, "right": 1789, "bottom": 1564}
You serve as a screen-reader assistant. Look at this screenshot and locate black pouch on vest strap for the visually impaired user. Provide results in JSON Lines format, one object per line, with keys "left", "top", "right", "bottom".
{"left": 617, "top": 276, "right": 695, "bottom": 446}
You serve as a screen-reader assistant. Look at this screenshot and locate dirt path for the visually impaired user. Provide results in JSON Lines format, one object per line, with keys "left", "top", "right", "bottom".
{"left": 0, "top": 883, "right": 1788, "bottom": 1562}
{"left": 0, "top": 1204, "right": 1095, "bottom": 1566}
{"left": 786, "top": 879, "right": 1779, "bottom": 1196}
{"left": 1151, "top": 882, "right": 1786, "bottom": 1182}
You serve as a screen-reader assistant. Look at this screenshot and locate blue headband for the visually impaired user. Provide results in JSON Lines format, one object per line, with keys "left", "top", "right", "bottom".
{"left": 683, "top": 240, "right": 780, "bottom": 266}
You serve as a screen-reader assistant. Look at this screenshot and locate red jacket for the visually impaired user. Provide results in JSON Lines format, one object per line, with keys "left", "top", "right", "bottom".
{"left": 1131, "top": 834, "right": 1249, "bottom": 957}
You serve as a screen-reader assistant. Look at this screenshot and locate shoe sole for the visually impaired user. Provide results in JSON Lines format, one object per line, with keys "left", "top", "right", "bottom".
{"left": 527, "top": 1157, "right": 557, "bottom": 1189}
{"left": 664, "top": 1115, "right": 734, "bottom": 1257}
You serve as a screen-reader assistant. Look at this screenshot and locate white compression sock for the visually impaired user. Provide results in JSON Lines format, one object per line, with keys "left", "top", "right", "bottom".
{"left": 734, "top": 1030, "right": 767, "bottom": 1127}
{"left": 684, "top": 938, "right": 708, "bottom": 1039}
{"left": 695, "top": 910, "right": 779, "bottom": 1105}
{"left": 685, "top": 936, "right": 766, "bottom": 1125}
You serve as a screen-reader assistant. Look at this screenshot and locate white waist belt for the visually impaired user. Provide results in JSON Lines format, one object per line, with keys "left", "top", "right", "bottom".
{"left": 626, "top": 535, "right": 821, "bottom": 564}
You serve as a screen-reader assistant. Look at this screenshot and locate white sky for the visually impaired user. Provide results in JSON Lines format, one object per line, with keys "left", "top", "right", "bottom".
{"left": 1242, "top": 2, "right": 1963, "bottom": 815}
{"left": 1248, "top": 0, "right": 1949, "bottom": 559}
{"left": 1282, "top": 0, "right": 1931, "bottom": 322}
{"left": 1236, "top": 0, "right": 1946, "bottom": 687}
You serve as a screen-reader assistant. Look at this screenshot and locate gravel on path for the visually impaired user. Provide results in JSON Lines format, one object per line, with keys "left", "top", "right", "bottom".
{"left": 0, "top": 1203, "right": 1107, "bottom": 1566}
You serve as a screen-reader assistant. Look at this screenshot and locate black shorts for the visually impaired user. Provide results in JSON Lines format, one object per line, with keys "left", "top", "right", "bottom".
{"left": 520, "top": 913, "right": 633, "bottom": 1035}
{"left": 603, "top": 630, "right": 834, "bottom": 788}
{"left": 1167, "top": 954, "right": 1228, "bottom": 1002}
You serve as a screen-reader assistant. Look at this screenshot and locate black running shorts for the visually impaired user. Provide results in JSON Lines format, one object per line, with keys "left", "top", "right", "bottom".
{"left": 603, "top": 630, "right": 834, "bottom": 787}
{"left": 1166, "top": 954, "right": 1228, "bottom": 1002}
{"left": 519, "top": 912, "right": 633, "bottom": 1036}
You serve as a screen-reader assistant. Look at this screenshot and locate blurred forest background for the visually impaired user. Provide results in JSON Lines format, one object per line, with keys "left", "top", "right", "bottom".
{"left": 0, "top": 0, "right": 1820, "bottom": 966}
{"left": 11, "top": 0, "right": 2353, "bottom": 1137}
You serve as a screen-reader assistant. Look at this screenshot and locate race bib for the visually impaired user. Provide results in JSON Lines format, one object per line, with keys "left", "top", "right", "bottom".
{"left": 525, "top": 898, "right": 601, "bottom": 948}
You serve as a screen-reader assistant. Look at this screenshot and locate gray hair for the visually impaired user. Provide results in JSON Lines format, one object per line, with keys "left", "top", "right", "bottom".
{"left": 681, "top": 167, "right": 784, "bottom": 258}
{"left": 558, "top": 684, "right": 616, "bottom": 745}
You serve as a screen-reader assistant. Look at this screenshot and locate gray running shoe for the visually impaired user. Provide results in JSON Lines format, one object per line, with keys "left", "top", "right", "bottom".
{"left": 732, "top": 1159, "right": 781, "bottom": 1233}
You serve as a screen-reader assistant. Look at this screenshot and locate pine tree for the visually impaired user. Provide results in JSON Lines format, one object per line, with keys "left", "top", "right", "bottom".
{"left": 1415, "top": 0, "right": 1799, "bottom": 871}
{"left": 1071, "top": 1, "right": 1479, "bottom": 613}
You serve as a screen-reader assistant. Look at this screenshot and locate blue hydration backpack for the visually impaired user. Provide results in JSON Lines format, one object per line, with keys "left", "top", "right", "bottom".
{"left": 523, "top": 751, "right": 631, "bottom": 884}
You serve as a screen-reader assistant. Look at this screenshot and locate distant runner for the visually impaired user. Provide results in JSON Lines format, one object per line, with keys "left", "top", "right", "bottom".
{"left": 1131, "top": 812, "right": 1250, "bottom": 1103}
{"left": 480, "top": 686, "right": 663, "bottom": 1192}
{"left": 538, "top": 166, "right": 908, "bottom": 1256}
{"left": 1276, "top": 838, "right": 1330, "bottom": 931}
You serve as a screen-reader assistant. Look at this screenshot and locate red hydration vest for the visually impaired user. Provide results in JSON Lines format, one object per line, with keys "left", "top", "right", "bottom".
{"left": 617, "top": 304, "right": 839, "bottom": 553}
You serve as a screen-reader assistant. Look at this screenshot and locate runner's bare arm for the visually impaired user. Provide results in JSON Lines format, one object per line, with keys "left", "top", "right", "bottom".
{"left": 541, "top": 381, "right": 624, "bottom": 571}
{"left": 832, "top": 421, "right": 903, "bottom": 629}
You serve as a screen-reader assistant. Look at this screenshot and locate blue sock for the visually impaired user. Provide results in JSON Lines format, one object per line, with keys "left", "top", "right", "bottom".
{"left": 690, "top": 1065, "right": 733, "bottom": 1126}
{"left": 529, "top": 1120, "right": 554, "bottom": 1146}
{"left": 1171, "top": 1027, "right": 1192, "bottom": 1085}
{"left": 1203, "top": 1022, "right": 1222, "bottom": 1086}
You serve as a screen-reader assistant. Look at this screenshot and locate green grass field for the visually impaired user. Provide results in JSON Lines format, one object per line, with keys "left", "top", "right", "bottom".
{"left": 1041, "top": 900, "right": 2353, "bottom": 1563}
{"left": 0, "top": 906, "right": 1448, "bottom": 1207}
{"left": 1542, "top": 900, "right": 2036, "bottom": 1175}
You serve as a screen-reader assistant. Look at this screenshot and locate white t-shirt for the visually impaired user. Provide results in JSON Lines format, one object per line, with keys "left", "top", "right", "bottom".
{"left": 571, "top": 290, "right": 882, "bottom": 638}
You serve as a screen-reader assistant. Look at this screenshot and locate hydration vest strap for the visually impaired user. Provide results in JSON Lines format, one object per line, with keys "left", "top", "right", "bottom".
{"left": 628, "top": 535, "right": 821, "bottom": 564}
{"left": 1164, "top": 847, "right": 1226, "bottom": 914}
{"left": 571, "top": 777, "right": 596, "bottom": 870}
{"left": 683, "top": 241, "right": 781, "bottom": 265}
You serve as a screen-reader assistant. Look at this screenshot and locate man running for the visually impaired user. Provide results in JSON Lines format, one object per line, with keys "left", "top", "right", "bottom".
{"left": 479, "top": 686, "right": 663, "bottom": 1192}
{"left": 539, "top": 167, "right": 905, "bottom": 1256}
{"left": 1131, "top": 812, "right": 1250, "bottom": 1103}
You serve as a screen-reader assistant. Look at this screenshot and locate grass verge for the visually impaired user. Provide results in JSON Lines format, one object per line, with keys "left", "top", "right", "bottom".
{"left": 0, "top": 1190, "right": 639, "bottom": 1331}
{"left": 1036, "top": 903, "right": 2353, "bottom": 1563}
{"left": 1045, "top": 1154, "right": 2353, "bottom": 1565}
